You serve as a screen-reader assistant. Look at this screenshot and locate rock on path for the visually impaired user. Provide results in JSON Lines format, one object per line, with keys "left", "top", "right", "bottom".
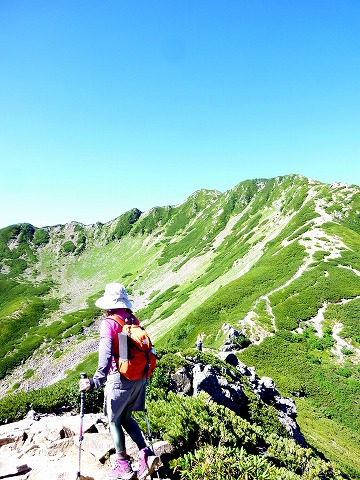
{"left": 0, "top": 412, "right": 172, "bottom": 480}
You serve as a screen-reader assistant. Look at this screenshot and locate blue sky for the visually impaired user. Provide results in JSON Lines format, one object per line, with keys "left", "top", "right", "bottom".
{"left": 1, "top": 1, "right": 359, "bottom": 228}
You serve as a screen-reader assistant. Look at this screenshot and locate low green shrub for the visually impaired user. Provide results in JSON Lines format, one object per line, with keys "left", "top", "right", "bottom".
{"left": 337, "top": 368, "right": 351, "bottom": 378}
{"left": 172, "top": 439, "right": 343, "bottom": 480}
{"left": 141, "top": 393, "right": 265, "bottom": 456}
{"left": 23, "top": 369, "right": 35, "bottom": 379}
{"left": 62, "top": 241, "right": 76, "bottom": 254}
{"left": 109, "top": 208, "right": 141, "bottom": 240}
{"left": 172, "top": 445, "right": 286, "bottom": 480}
{"left": 8, "top": 382, "right": 21, "bottom": 393}
{"left": 33, "top": 229, "right": 50, "bottom": 246}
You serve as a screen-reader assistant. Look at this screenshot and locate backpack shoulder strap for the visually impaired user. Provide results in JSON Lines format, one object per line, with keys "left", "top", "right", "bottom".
{"left": 108, "top": 313, "right": 136, "bottom": 326}
{"left": 108, "top": 314, "right": 126, "bottom": 326}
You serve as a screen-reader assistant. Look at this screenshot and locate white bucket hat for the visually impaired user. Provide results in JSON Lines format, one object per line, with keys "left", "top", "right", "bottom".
{"left": 95, "top": 283, "right": 132, "bottom": 310}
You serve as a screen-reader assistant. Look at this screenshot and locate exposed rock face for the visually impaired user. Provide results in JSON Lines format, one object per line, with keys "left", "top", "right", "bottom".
{"left": 170, "top": 359, "right": 246, "bottom": 415}
{"left": 169, "top": 352, "right": 305, "bottom": 446}
{"left": 220, "top": 324, "right": 250, "bottom": 352}
{"left": 192, "top": 364, "right": 244, "bottom": 415}
{"left": 219, "top": 352, "right": 306, "bottom": 447}
{"left": 170, "top": 367, "right": 193, "bottom": 396}
{"left": 0, "top": 413, "right": 172, "bottom": 480}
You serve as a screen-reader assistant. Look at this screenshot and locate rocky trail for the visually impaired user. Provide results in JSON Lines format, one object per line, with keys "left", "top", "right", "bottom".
{"left": 0, "top": 411, "right": 172, "bottom": 480}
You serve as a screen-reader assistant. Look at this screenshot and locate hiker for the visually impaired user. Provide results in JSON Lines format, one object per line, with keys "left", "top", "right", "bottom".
{"left": 79, "top": 282, "right": 159, "bottom": 480}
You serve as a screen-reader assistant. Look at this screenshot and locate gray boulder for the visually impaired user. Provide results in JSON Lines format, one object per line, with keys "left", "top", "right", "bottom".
{"left": 171, "top": 367, "right": 193, "bottom": 396}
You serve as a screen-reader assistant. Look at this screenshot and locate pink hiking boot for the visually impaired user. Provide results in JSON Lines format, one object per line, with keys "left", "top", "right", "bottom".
{"left": 108, "top": 458, "right": 135, "bottom": 480}
{"left": 137, "top": 446, "right": 160, "bottom": 480}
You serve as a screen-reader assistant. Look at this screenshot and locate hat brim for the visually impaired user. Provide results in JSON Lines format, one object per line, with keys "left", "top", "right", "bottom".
{"left": 95, "top": 297, "right": 132, "bottom": 310}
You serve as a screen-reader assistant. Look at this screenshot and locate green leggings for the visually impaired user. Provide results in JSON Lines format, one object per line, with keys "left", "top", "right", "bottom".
{"left": 109, "top": 410, "right": 146, "bottom": 452}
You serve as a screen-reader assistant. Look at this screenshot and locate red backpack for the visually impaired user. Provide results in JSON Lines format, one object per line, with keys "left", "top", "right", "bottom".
{"left": 109, "top": 314, "right": 156, "bottom": 381}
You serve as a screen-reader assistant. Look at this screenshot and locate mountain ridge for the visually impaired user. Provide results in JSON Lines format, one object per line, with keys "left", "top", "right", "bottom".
{"left": 0, "top": 173, "right": 359, "bottom": 476}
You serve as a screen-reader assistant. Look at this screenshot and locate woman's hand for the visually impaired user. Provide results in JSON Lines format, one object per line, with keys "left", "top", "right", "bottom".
{"left": 79, "top": 378, "right": 91, "bottom": 391}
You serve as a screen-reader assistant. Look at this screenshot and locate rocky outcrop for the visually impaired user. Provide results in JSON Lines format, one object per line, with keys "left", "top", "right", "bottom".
{"left": 170, "top": 352, "right": 306, "bottom": 447}
{"left": 220, "top": 324, "right": 250, "bottom": 351}
{"left": 219, "top": 352, "right": 306, "bottom": 446}
{"left": 170, "top": 361, "right": 246, "bottom": 415}
{"left": 192, "top": 364, "right": 244, "bottom": 414}
{"left": 0, "top": 412, "right": 172, "bottom": 480}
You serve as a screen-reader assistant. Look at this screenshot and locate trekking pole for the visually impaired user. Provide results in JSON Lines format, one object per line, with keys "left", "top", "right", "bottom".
{"left": 144, "top": 408, "right": 153, "bottom": 445}
{"left": 144, "top": 408, "right": 160, "bottom": 479}
{"left": 76, "top": 372, "right": 87, "bottom": 480}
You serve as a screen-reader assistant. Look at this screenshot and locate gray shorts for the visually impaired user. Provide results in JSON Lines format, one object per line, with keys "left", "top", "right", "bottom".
{"left": 104, "top": 372, "right": 147, "bottom": 423}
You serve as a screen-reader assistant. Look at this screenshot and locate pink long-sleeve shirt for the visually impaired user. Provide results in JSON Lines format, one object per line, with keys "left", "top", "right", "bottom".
{"left": 91, "top": 309, "right": 140, "bottom": 389}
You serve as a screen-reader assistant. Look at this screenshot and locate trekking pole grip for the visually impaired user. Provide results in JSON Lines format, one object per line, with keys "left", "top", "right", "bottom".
{"left": 80, "top": 372, "right": 87, "bottom": 416}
